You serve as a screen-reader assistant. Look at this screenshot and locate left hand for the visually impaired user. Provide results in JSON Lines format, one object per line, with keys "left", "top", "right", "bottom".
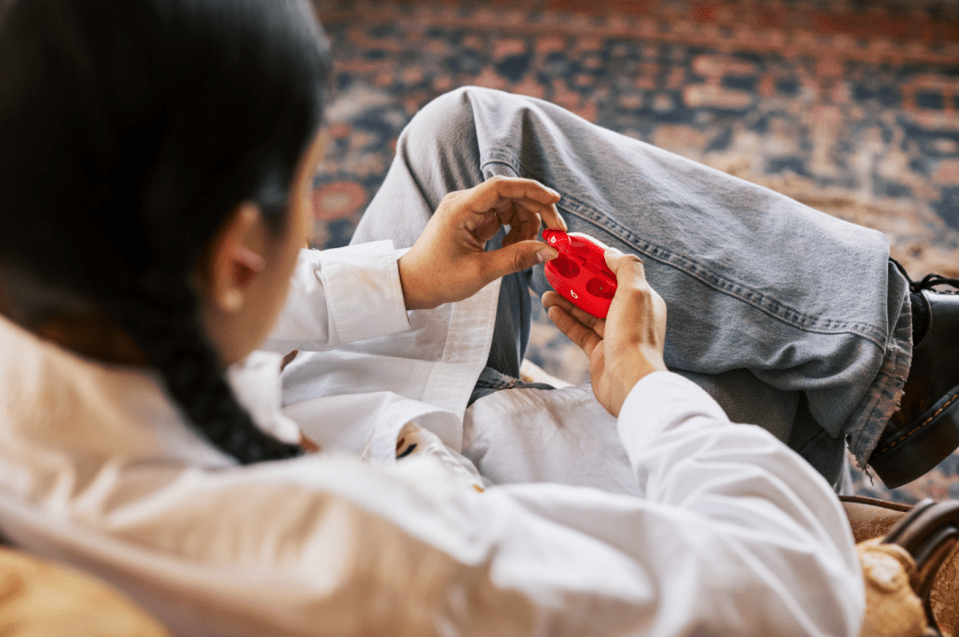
{"left": 398, "top": 176, "right": 566, "bottom": 310}
{"left": 543, "top": 248, "right": 667, "bottom": 417}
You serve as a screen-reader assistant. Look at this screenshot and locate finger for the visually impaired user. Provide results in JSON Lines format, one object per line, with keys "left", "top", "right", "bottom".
{"left": 466, "top": 211, "right": 502, "bottom": 243}
{"left": 512, "top": 200, "right": 550, "bottom": 237}
{"left": 467, "top": 199, "right": 544, "bottom": 245}
{"left": 501, "top": 215, "right": 542, "bottom": 247}
{"left": 477, "top": 240, "right": 558, "bottom": 281}
{"left": 494, "top": 200, "right": 536, "bottom": 232}
{"left": 542, "top": 290, "right": 606, "bottom": 338}
{"left": 492, "top": 197, "right": 549, "bottom": 220}
{"left": 496, "top": 203, "right": 547, "bottom": 246}
{"left": 604, "top": 247, "right": 643, "bottom": 279}
{"left": 547, "top": 304, "right": 602, "bottom": 357}
{"left": 467, "top": 176, "right": 560, "bottom": 211}
{"left": 603, "top": 248, "right": 657, "bottom": 312}
{"left": 601, "top": 249, "right": 666, "bottom": 353}
{"left": 511, "top": 198, "right": 564, "bottom": 231}
{"left": 540, "top": 201, "right": 566, "bottom": 231}
{"left": 605, "top": 253, "right": 650, "bottom": 315}
{"left": 481, "top": 200, "right": 545, "bottom": 247}
{"left": 501, "top": 224, "right": 526, "bottom": 248}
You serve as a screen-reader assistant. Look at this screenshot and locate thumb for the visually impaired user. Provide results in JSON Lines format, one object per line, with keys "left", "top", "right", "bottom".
{"left": 603, "top": 246, "right": 629, "bottom": 274}
{"left": 481, "top": 240, "right": 559, "bottom": 280}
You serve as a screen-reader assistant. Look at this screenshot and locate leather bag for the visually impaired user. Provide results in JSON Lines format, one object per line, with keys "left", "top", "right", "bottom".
{"left": 842, "top": 496, "right": 959, "bottom": 637}
{"left": 0, "top": 547, "right": 171, "bottom": 637}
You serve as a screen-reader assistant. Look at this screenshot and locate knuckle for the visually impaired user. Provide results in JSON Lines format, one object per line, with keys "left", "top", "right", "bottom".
{"left": 622, "top": 287, "right": 645, "bottom": 303}
{"left": 512, "top": 251, "right": 531, "bottom": 273}
{"left": 469, "top": 262, "right": 488, "bottom": 284}
{"left": 621, "top": 284, "right": 652, "bottom": 304}
{"left": 655, "top": 293, "right": 668, "bottom": 315}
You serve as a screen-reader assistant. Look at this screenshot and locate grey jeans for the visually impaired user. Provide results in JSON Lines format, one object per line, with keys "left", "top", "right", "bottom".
{"left": 352, "top": 86, "right": 912, "bottom": 484}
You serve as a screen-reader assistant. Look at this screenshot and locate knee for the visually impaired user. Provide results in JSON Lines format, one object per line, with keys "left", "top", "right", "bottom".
{"left": 400, "top": 86, "right": 510, "bottom": 149}
{"left": 392, "top": 87, "right": 531, "bottom": 196}
{"left": 400, "top": 87, "right": 477, "bottom": 144}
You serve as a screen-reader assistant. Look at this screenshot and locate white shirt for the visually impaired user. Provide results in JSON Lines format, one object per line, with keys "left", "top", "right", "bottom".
{"left": 0, "top": 243, "right": 864, "bottom": 636}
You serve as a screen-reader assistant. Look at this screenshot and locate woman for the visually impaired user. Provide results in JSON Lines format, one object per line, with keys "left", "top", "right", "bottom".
{"left": 1, "top": 0, "right": 957, "bottom": 635}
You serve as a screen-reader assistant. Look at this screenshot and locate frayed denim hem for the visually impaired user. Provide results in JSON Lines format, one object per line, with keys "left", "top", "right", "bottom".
{"left": 847, "top": 261, "right": 912, "bottom": 469}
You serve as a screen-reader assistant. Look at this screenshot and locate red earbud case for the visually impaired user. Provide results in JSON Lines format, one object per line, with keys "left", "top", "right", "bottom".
{"left": 542, "top": 229, "right": 617, "bottom": 319}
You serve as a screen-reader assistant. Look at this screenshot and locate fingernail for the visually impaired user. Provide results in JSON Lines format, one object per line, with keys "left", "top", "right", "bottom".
{"left": 537, "top": 247, "right": 559, "bottom": 263}
{"left": 606, "top": 247, "right": 624, "bottom": 257}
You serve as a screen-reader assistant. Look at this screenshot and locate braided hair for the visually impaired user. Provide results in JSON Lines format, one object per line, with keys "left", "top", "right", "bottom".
{"left": 0, "top": 0, "right": 332, "bottom": 463}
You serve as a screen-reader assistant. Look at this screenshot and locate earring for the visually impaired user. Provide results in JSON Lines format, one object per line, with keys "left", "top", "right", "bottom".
{"left": 220, "top": 289, "right": 244, "bottom": 312}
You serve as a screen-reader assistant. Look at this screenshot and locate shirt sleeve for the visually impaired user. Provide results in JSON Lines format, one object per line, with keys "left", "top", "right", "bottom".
{"left": 6, "top": 372, "right": 865, "bottom": 637}
{"left": 263, "top": 242, "right": 411, "bottom": 352}
{"left": 605, "top": 371, "right": 865, "bottom": 634}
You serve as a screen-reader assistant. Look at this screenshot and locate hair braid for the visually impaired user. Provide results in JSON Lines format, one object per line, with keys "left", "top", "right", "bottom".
{"left": 111, "top": 270, "right": 303, "bottom": 464}
{"left": 1, "top": 0, "right": 330, "bottom": 464}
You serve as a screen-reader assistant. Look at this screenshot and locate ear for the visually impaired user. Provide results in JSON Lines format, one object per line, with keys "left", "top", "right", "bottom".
{"left": 208, "top": 203, "right": 268, "bottom": 314}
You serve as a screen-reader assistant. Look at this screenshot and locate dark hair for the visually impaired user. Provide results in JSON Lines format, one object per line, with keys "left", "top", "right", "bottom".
{"left": 0, "top": 0, "right": 332, "bottom": 463}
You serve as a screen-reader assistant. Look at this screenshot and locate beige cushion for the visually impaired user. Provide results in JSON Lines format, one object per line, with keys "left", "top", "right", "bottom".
{"left": 0, "top": 547, "right": 171, "bottom": 637}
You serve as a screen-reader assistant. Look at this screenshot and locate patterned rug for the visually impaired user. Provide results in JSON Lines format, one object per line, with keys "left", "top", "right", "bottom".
{"left": 310, "top": 0, "right": 959, "bottom": 503}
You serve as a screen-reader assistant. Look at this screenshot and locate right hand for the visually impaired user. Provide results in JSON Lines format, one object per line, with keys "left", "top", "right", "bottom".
{"left": 542, "top": 248, "right": 667, "bottom": 417}
{"left": 398, "top": 176, "right": 565, "bottom": 310}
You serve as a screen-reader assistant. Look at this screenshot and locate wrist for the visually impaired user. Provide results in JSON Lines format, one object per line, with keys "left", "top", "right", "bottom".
{"left": 397, "top": 253, "right": 432, "bottom": 311}
{"left": 608, "top": 355, "right": 666, "bottom": 416}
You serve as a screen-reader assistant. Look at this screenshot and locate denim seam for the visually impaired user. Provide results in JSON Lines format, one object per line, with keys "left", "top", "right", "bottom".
{"left": 481, "top": 151, "right": 522, "bottom": 179}
{"left": 481, "top": 150, "right": 887, "bottom": 347}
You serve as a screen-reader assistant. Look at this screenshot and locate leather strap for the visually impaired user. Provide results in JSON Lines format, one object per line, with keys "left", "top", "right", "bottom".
{"left": 882, "top": 499, "right": 959, "bottom": 636}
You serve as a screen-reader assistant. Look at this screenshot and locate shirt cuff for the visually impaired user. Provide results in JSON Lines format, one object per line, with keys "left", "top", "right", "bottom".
{"left": 320, "top": 241, "right": 410, "bottom": 343}
{"left": 617, "top": 371, "right": 730, "bottom": 457}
